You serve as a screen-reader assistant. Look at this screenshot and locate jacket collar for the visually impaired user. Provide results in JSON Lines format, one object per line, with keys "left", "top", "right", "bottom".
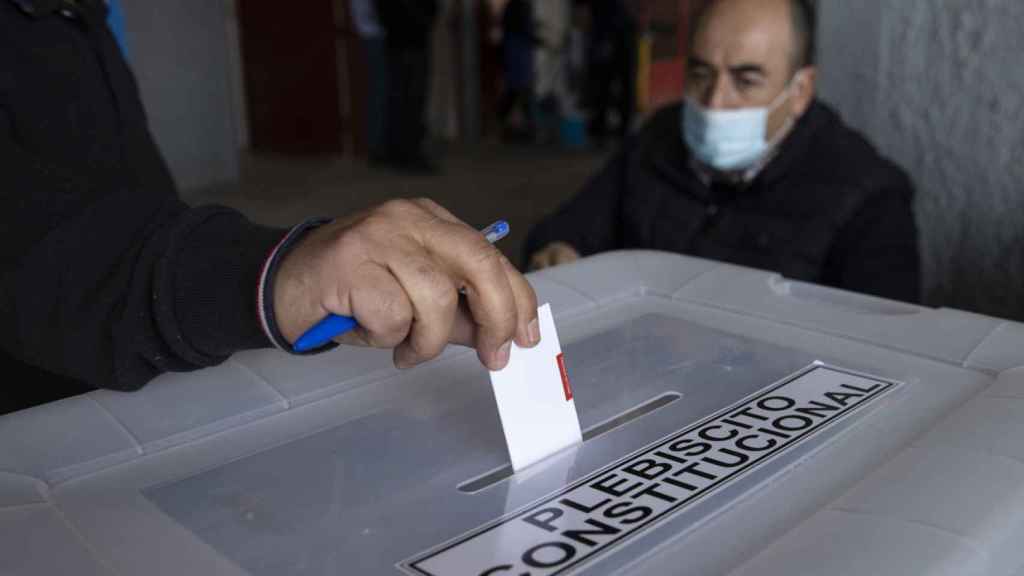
{"left": 755, "top": 100, "right": 829, "bottom": 188}
{"left": 649, "top": 107, "right": 709, "bottom": 199}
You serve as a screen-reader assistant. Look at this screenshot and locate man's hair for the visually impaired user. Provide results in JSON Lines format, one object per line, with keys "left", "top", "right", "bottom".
{"left": 691, "top": 0, "right": 817, "bottom": 71}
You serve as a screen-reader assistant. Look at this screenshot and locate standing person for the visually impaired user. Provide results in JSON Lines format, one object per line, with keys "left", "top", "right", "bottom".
{"left": 534, "top": 0, "right": 571, "bottom": 144}
{"left": 1, "top": 0, "right": 539, "bottom": 415}
{"left": 350, "top": 0, "right": 389, "bottom": 164}
{"left": 585, "top": 0, "right": 637, "bottom": 146}
{"left": 498, "top": 0, "right": 536, "bottom": 141}
{"left": 376, "top": 0, "right": 440, "bottom": 173}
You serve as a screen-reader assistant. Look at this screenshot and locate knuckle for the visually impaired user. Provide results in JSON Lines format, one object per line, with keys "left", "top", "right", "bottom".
{"left": 468, "top": 243, "right": 505, "bottom": 273}
{"left": 347, "top": 215, "right": 390, "bottom": 247}
{"left": 494, "top": 312, "right": 519, "bottom": 341}
{"left": 482, "top": 302, "right": 518, "bottom": 337}
{"left": 378, "top": 198, "right": 418, "bottom": 218}
{"left": 371, "top": 294, "right": 413, "bottom": 336}
{"left": 412, "top": 197, "right": 442, "bottom": 213}
{"left": 412, "top": 260, "right": 458, "bottom": 306}
{"left": 434, "top": 281, "right": 460, "bottom": 312}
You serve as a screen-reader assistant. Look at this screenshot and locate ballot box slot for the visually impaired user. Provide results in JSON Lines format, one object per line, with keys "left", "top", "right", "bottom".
{"left": 458, "top": 392, "right": 682, "bottom": 494}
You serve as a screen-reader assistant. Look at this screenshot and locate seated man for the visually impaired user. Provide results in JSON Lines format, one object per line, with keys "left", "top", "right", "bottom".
{"left": 526, "top": 0, "right": 920, "bottom": 303}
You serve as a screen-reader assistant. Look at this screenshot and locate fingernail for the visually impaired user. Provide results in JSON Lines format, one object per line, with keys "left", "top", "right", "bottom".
{"left": 496, "top": 340, "right": 513, "bottom": 369}
{"left": 527, "top": 318, "right": 541, "bottom": 346}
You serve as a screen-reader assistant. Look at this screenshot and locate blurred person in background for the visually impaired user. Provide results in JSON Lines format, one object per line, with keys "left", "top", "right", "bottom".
{"left": 350, "top": 0, "right": 389, "bottom": 164}
{"left": 534, "top": 0, "right": 572, "bottom": 144}
{"left": 584, "top": 0, "right": 637, "bottom": 147}
{"left": 498, "top": 0, "right": 537, "bottom": 141}
{"left": 376, "top": 0, "right": 440, "bottom": 172}
{"left": 526, "top": 0, "right": 921, "bottom": 303}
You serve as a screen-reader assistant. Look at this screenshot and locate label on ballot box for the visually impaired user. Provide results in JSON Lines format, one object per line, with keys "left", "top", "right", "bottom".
{"left": 403, "top": 364, "right": 901, "bottom": 576}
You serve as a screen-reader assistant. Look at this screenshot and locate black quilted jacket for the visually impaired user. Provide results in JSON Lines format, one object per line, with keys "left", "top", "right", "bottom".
{"left": 527, "top": 101, "right": 921, "bottom": 304}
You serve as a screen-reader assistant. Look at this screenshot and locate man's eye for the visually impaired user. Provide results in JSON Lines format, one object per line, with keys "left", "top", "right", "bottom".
{"left": 736, "top": 76, "right": 760, "bottom": 90}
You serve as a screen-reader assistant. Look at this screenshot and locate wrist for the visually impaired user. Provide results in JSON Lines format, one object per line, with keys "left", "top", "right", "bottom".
{"left": 257, "top": 217, "right": 336, "bottom": 354}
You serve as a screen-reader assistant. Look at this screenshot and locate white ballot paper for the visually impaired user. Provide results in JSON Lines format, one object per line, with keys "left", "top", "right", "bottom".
{"left": 489, "top": 303, "right": 582, "bottom": 472}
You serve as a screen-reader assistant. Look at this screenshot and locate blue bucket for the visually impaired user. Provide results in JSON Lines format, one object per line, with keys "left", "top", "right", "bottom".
{"left": 559, "top": 116, "right": 588, "bottom": 149}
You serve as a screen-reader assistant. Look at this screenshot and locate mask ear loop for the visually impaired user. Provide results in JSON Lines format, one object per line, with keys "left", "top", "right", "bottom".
{"left": 765, "top": 70, "right": 806, "bottom": 148}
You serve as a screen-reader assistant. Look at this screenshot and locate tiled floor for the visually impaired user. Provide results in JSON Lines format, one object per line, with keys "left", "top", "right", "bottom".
{"left": 189, "top": 141, "right": 607, "bottom": 269}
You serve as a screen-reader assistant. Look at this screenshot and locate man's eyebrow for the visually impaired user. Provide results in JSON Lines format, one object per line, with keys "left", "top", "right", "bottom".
{"left": 729, "top": 64, "right": 766, "bottom": 77}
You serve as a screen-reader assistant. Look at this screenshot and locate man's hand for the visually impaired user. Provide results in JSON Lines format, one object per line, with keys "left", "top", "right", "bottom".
{"left": 273, "top": 199, "right": 539, "bottom": 371}
{"left": 528, "top": 242, "right": 581, "bottom": 271}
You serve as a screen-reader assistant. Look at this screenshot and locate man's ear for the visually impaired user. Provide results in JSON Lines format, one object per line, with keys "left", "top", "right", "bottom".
{"left": 790, "top": 67, "right": 817, "bottom": 117}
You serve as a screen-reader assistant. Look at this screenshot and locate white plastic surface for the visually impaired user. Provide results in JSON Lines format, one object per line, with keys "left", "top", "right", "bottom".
{"left": 0, "top": 471, "right": 47, "bottom": 509}
{"left": 535, "top": 250, "right": 722, "bottom": 302}
{"left": 834, "top": 445, "right": 1024, "bottom": 551}
{"left": 90, "top": 360, "right": 286, "bottom": 453}
{"left": 143, "top": 310, "right": 827, "bottom": 576}
{"left": 965, "top": 321, "right": 1024, "bottom": 373}
{"left": 729, "top": 508, "right": 987, "bottom": 576}
{"left": 0, "top": 506, "right": 109, "bottom": 576}
{"left": 527, "top": 274, "right": 602, "bottom": 316}
{"left": 988, "top": 367, "right": 1024, "bottom": 398}
{"left": 0, "top": 396, "right": 139, "bottom": 484}
{"left": 0, "top": 252, "right": 1018, "bottom": 576}
{"left": 734, "top": 368, "right": 1024, "bottom": 576}
{"left": 674, "top": 264, "right": 1000, "bottom": 365}
{"left": 232, "top": 346, "right": 397, "bottom": 407}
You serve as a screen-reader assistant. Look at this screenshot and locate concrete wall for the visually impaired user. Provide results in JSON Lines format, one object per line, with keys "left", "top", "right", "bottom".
{"left": 119, "top": 0, "right": 241, "bottom": 194}
{"left": 817, "top": 1, "right": 1024, "bottom": 321}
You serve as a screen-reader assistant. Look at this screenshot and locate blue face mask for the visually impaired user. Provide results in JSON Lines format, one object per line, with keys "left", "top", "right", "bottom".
{"left": 682, "top": 82, "right": 795, "bottom": 172}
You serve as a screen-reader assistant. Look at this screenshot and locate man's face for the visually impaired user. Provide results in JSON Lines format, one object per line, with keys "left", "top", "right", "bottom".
{"left": 684, "top": 0, "right": 815, "bottom": 141}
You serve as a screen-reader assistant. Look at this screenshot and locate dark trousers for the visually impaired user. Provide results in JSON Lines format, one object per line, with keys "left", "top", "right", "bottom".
{"left": 587, "top": 30, "right": 637, "bottom": 142}
{"left": 386, "top": 42, "right": 431, "bottom": 162}
{"left": 363, "top": 36, "right": 390, "bottom": 160}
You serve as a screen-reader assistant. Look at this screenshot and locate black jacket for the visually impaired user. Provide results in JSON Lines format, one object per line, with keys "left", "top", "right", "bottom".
{"left": 1, "top": 1, "right": 284, "bottom": 414}
{"left": 526, "top": 101, "right": 921, "bottom": 303}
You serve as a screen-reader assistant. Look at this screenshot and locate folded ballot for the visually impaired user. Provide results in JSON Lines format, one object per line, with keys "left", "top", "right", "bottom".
{"left": 489, "top": 304, "right": 582, "bottom": 471}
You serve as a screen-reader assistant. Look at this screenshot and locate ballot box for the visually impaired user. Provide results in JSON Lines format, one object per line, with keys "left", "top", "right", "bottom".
{"left": 2, "top": 251, "right": 1023, "bottom": 576}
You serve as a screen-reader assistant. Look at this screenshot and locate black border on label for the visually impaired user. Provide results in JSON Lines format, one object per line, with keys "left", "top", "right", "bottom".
{"left": 401, "top": 364, "right": 900, "bottom": 576}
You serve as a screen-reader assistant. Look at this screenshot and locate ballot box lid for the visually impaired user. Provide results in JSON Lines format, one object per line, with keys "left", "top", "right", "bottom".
{"left": 538, "top": 251, "right": 1006, "bottom": 368}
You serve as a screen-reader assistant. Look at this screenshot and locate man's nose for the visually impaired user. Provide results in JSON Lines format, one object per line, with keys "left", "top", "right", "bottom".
{"left": 700, "top": 75, "right": 732, "bottom": 109}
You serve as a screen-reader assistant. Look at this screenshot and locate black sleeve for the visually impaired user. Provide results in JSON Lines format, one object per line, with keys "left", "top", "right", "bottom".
{"left": 823, "top": 172, "right": 921, "bottom": 304}
{"left": 0, "top": 106, "right": 285, "bottom": 392}
{"left": 523, "top": 146, "right": 628, "bottom": 262}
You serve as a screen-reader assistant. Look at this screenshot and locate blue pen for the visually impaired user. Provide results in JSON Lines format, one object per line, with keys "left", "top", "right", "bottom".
{"left": 292, "top": 220, "right": 512, "bottom": 353}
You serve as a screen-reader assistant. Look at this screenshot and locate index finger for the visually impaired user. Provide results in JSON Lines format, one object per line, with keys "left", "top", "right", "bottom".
{"left": 425, "top": 222, "right": 519, "bottom": 370}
